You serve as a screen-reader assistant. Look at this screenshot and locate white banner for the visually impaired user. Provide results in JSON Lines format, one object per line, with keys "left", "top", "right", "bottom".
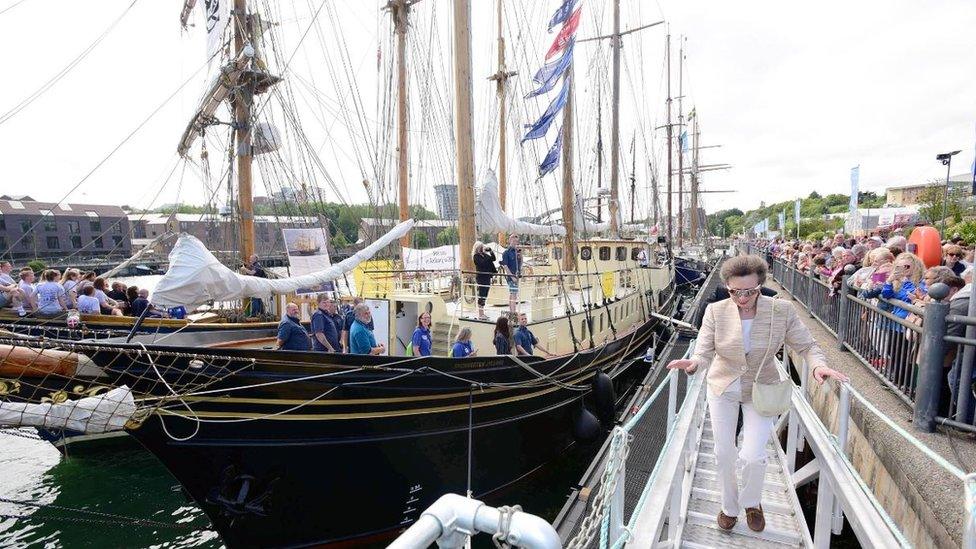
{"left": 282, "top": 227, "right": 332, "bottom": 294}
{"left": 403, "top": 245, "right": 459, "bottom": 272}
{"left": 200, "top": 0, "right": 230, "bottom": 60}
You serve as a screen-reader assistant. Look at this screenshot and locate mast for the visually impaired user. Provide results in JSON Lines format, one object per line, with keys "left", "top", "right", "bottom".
{"left": 650, "top": 162, "right": 660, "bottom": 227}
{"left": 561, "top": 68, "right": 576, "bottom": 271}
{"left": 629, "top": 133, "right": 637, "bottom": 224}
{"left": 596, "top": 87, "right": 603, "bottom": 223}
{"left": 393, "top": 0, "right": 411, "bottom": 247}
{"left": 690, "top": 111, "right": 700, "bottom": 241}
{"left": 488, "top": 0, "right": 515, "bottom": 244}
{"left": 665, "top": 33, "right": 673, "bottom": 247}
{"left": 233, "top": 0, "right": 255, "bottom": 266}
{"left": 676, "top": 37, "right": 684, "bottom": 248}
{"left": 608, "top": 0, "right": 621, "bottom": 236}
{"left": 453, "top": 0, "right": 476, "bottom": 273}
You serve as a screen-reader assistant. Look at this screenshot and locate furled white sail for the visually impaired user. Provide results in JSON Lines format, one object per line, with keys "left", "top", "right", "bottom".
{"left": 476, "top": 171, "right": 566, "bottom": 237}
{"left": 574, "top": 193, "right": 613, "bottom": 235}
{"left": 152, "top": 220, "right": 414, "bottom": 311}
{"left": 0, "top": 386, "right": 135, "bottom": 434}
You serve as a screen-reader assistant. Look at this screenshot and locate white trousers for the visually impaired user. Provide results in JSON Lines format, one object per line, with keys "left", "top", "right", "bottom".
{"left": 707, "top": 379, "right": 775, "bottom": 516}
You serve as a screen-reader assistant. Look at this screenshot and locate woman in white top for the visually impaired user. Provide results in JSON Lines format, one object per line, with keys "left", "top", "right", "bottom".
{"left": 35, "top": 269, "right": 68, "bottom": 316}
{"left": 76, "top": 285, "right": 101, "bottom": 314}
{"left": 61, "top": 269, "right": 81, "bottom": 308}
{"left": 92, "top": 277, "right": 123, "bottom": 316}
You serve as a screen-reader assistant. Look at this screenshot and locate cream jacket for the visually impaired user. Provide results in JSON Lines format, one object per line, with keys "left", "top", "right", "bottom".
{"left": 690, "top": 295, "right": 827, "bottom": 402}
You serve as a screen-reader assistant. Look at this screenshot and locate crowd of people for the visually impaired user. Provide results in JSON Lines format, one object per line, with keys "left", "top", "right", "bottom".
{"left": 0, "top": 261, "right": 166, "bottom": 320}
{"left": 752, "top": 230, "right": 976, "bottom": 419}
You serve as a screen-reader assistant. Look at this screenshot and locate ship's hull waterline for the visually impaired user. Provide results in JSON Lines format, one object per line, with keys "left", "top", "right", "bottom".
{"left": 104, "top": 295, "right": 675, "bottom": 547}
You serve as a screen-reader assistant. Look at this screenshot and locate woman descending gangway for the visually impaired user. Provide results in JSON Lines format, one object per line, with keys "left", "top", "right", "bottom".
{"left": 668, "top": 255, "right": 848, "bottom": 532}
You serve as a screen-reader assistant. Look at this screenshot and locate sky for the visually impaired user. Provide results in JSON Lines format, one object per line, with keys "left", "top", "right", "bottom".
{"left": 0, "top": 0, "right": 973, "bottom": 218}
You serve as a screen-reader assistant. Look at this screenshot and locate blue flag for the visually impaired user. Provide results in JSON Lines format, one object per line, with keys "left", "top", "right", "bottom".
{"left": 539, "top": 128, "right": 563, "bottom": 176}
{"left": 679, "top": 130, "right": 688, "bottom": 153}
{"left": 528, "top": 39, "right": 575, "bottom": 97}
{"left": 547, "top": 0, "right": 578, "bottom": 32}
{"left": 522, "top": 76, "right": 570, "bottom": 142}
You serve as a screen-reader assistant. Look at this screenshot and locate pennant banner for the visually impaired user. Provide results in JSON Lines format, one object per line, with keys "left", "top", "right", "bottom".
{"left": 779, "top": 211, "right": 786, "bottom": 232}
{"left": 200, "top": 0, "right": 230, "bottom": 60}
{"left": 539, "top": 128, "right": 563, "bottom": 177}
{"left": 545, "top": 7, "right": 582, "bottom": 60}
{"left": 547, "top": 0, "right": 578, "bottom": 32}
{"left": 522, "top": 76, "right": 570, "bottom": 142}
{"left": 849, "top": 165, "right": 860, "bottom": 213}
{"left": 794, "top": 198, "right": 801, "bottom": 226}
{"left": 529, "top": 39, "right": 575, "bottom": 97}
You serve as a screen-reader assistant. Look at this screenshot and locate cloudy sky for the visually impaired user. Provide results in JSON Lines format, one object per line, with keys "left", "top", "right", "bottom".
{"left": 0, "top": 0, "right": 973, "bottom": 218}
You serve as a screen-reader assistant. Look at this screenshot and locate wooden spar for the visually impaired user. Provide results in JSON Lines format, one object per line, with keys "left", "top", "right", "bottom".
{"left": 233, "top": 0, "right": 256, "bottom": 276}
{"left": 561, "top": 67, "right": 576, "bottom": 271}
{"left": 453, "top": 0, "right": 476, "bottom": 273}
{"left": 630, "top": 133, "right": 636, "bottom": 224}
{"left": 665, "top": 33, "right": 673, "bottom": 247}
{"left": 488, "top": 0, "right": 516, "bottom": 244}
{"left": 394, "top": 0, "right": 411, "bottom": 247}
{"left": 676, "top": 37, "right": 685, "bottom": 248}
{"left": 0, "top": 345, "right": 78, "bottom": 377}
{"left": 596, "top": 86, "right": 603, "bottom": 222}
{"left": 608, "top": 0, "right": 621, "bottom": 236}
{"left": 690, "top": 112, "right": 700, "bottom": 240}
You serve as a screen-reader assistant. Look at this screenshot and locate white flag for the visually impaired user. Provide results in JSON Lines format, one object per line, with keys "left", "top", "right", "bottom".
{"left": 200, "top": 0, "right": 230, "bottom": 60}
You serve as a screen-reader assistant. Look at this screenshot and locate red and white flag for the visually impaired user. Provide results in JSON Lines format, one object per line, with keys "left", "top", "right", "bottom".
{"left": 544, "top": 7, "right": 582, "bottom": 60}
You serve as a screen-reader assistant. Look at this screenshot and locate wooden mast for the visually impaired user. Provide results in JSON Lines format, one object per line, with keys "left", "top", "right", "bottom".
{"left": 629, "top": 133, "right": 636, "bottom": 224}
{"left": 233, "top": 0, "right": 255, "bottom": 275}
{"left": 488, "top": 0, "right": 515, "bottom": 244}
{"left": 608, "top": 0, "right": 621, "bottom": 236}
{"left": 676, "top": 37, "right": 685, "bottom": 248}
{"left": 690, "top": 111, "right": 700, "bottom": 241}
{"left": 596, "top": 87, "right": 603, "bottom": 223}
{"left": 665, "top": 33, "right": 673, "bottom": 247}
{"left": 393, "top": 0, "right": 411, "bottom": 247}
{"left": 453, "top": 0, "right": 476, "bottom": 273}
{"left": 561, "top": 67, "right": 576, "bottom": 271}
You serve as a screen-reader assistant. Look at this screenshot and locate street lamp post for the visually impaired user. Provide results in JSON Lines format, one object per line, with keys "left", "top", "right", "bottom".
{"left": 937, "top": 150, "right": 961, "bottom": 235}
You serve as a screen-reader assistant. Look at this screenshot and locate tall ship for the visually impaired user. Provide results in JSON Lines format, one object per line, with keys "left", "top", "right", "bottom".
{"left": 0, "top": 0, "right": 696, "bottom": 546}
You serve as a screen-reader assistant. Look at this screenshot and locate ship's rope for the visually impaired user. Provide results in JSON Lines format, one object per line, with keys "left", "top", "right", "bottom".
{"left": 0, "top": 496, "right": 194, "bottom": 530}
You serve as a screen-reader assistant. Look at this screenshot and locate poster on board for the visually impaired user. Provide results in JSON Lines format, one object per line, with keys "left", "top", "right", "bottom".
{"left": 282, "top": 227, "right": 335, "bottom": 294}
{"left": 402, "top": 245, "right": 459, "bottom": 272}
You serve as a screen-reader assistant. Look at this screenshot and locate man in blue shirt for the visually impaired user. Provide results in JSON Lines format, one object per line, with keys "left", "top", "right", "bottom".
{"left": 276, "top": 302, "right": 311, "bottom": 351}
{"left": 514, "top": 313, "right": 552, "bottom": 357}
{"left": 349, "top": 303, "right": 385, "bottom": 355}
{"left": 342, "top": 297, "right": 374, "bottom": 353}
{"left": 311, "top": 295, "right": 341, "bottom": 352}
{"left": 500, "top": 234, "right": 522, "bottom": 314}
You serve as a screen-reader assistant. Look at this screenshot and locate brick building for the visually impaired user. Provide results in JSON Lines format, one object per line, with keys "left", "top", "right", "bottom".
{"left": 0, "top": 197, "right": 131, "bottom": 260}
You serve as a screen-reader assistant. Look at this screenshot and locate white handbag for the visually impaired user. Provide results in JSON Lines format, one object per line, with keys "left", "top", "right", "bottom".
{"left": 751, "top": 301, "right": 793, "bottom": 417}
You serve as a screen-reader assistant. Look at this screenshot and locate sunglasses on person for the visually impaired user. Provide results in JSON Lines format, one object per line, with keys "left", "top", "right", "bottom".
{"left": 727, "top": 285, "right": 762, "bottom": 298}
{"left": 948, "top": 253, "right": 963, "bottom": 258}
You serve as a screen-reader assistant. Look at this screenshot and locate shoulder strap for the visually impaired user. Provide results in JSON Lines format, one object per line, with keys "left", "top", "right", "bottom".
{"left": 754, "top": 297, "right": 783, "bottom": 383}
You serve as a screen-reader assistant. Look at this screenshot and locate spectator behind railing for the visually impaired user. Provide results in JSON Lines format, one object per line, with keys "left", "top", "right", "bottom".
{"left": 948, "top": 266, "right": 976, "bottom": 422}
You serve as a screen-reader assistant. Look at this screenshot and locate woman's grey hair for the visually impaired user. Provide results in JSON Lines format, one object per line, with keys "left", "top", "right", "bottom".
{"left": 720, "top": 255, "right": 767, "bottom": 285}
{"left": 472, "top": 241, "right": 484, "bottom": 256}
{"left": 456, "top": 327, "right": 472, "bottom": 342}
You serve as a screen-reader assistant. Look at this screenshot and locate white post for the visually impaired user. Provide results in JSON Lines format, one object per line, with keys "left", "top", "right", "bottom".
{"left": 814, "top": 474, "right": 835, "bottom": 548}
{"left": 832, "top": 383, "right": 852, "bottom": 534}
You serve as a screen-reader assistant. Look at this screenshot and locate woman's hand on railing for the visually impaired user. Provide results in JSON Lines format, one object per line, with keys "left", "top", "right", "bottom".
{"left": 667, "top": 358, "right": 697, "bottom": 374}
{"left": 813, "top": 365, "right": 849, "bottom": 384}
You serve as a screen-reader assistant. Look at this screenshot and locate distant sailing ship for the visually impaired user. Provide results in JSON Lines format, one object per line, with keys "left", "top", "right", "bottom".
{"left": 0, "top": 0, "right": 703, "bottom": 546}
{"left": 287, "top": 234, "right": 321, "bottom": 256}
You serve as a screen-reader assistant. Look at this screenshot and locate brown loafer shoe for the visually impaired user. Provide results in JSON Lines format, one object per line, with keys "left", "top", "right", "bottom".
{"left": 745, "top": 505, "right": 765, "bottom": 532}
{"left": 717, "top": 511, "right": 737, "bottom": 530}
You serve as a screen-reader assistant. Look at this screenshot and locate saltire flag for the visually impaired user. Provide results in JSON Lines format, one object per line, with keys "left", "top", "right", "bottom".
{"left": 547, "top": 0, "right": 578, "bottom": 32}
{"left": 679, "top": 131, "right": 688, "bottom": 152}
{"left": 527, "top": 39, "right": 575, "bottom": 98}
{"left": 539, "top": 128, "right": 563, "bottom": 177}
{"left": 545, "top": 7, "right": 582, "bottom": 60}
{"left": 522, "top": 76, "right": 570, "bottom": 142}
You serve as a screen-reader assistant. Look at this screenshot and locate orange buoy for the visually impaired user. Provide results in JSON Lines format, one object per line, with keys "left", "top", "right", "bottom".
{"left": 0, "top": 344, "right": 78, "bottom": 377}
{"left": 909, "top": 226, "right": 943, "bottom": 268}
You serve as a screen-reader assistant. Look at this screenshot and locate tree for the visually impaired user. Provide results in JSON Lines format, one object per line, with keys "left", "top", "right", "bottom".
{"left": 413, "top": 232, "right": 430, "bottom": 249}
{"left": 436, "top": 227, "right": 459, "bottom": 246}
{"left": 331, "top": 230, "right": 349, "bottom": 249}
{"left": 27, "top": 260, "right": 46, "bottom": 273}
{"left": 808, "top": 191, "right": 822, "bottom": 199}
{"left": 917, "top": 182, "right": 965, "bottom": 226}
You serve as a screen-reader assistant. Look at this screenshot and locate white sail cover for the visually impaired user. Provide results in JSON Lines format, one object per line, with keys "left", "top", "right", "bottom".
{"left": 476, "top": 171, "right": 566, "bottom": 237}
{"left": 0, "top": 386, "right": 135, "bottom": 434}
{"left": 574, "top": 193, "right": 614, "bottom": 235}
{"left": 152, "top": 220, "right": 414, "bottom": 311}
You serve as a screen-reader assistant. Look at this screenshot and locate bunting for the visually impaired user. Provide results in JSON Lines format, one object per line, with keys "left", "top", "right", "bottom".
{"left": 539, "top": 129, "right": 563, "bottom": 177}
{"left": 521, "top": 77, "right": 570, "bottom": 143}
{"left": 547, "top": 0, "right": 578, "bottom": 32}
{"left": 528, "top": 39, "right": 575, "bottom": 98}
{"left": 545, "top": 7, "right": 582, "bottom": 60}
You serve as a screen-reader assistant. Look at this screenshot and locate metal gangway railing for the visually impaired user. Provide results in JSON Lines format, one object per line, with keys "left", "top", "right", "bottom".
{"left": 387, "top": 341, "right": 976, "bottom": 548}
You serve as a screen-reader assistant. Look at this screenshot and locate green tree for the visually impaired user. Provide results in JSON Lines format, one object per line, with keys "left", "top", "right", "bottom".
{"left": 413, "top": 232, "right": 430, "bottom": 249}
{"left": 917, "top": 183, "right": 965, "bottom": 226}
{"left": 331, "top": 230, "right": 349, "bottom": 249}
{"left": 27, "top": 260, "right": 46, "bottom": 273}
{"left": 436, "top": 227, "right": 459, "bottom": 246}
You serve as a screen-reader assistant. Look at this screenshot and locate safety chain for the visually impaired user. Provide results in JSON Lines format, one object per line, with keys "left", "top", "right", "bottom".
{"left": 0, "top": 427, "right": 43, "bottom": 441}
{"left": 565, "top": 429, "right": 632, "bottom": 549}
{"left": 492, "top": 504, "right": 522, "bottom": 549}
{"left": 0, "top": 497, "right": 193, "bottom": 530}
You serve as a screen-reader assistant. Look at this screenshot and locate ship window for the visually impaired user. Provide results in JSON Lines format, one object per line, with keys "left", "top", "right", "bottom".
{"left": 631, "top": 247, "right": 642, "bottom": 261}
{"left": 552, "top": 246, "right": 563, "bottom": 260}
{"left": 580, "top": 246, "right": 592, "bottom": 261}
{"left": 599, "top": 246, "right": 611, "bottom": 261}
{"left": 616, "top": 247, "right": 627, "bottom": 261}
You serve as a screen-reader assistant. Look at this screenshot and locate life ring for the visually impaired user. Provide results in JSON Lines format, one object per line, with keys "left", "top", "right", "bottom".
{"left": 909, "top": 226, "right": 942, "bottom": 268}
